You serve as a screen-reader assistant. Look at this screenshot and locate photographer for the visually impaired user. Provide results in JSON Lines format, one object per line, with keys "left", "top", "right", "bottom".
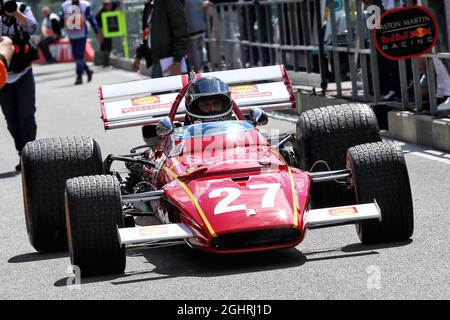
{"left": 0, "top": 0, "right": 38, "bottom": 171}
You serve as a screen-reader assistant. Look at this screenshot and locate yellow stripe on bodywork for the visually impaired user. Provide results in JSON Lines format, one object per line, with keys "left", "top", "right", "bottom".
{"left": 163, "top": 166, "right": 217, "bottom": 237}
{"left": 271, "top": 149, "right": 299, "bottom": 228}
{"left": 287, "top": 166, "right": 299, "bottom": 228}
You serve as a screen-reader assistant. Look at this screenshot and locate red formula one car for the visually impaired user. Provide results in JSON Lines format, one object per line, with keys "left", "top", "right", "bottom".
{"left": 21, "top": 66, "right": 414, "bottom": 277}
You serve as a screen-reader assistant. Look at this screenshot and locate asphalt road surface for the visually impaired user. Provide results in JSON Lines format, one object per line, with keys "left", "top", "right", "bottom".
{"left": 0, "top": 64, "right": 449, "bottom": 300}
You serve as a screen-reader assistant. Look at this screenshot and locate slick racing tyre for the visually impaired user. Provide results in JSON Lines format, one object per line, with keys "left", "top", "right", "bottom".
{"left": 65, "top": 175, "right": 125, "bottom": 277}
{"left": 21, "top": 137, "right": 103, "bottom": 252}
{"left": 294, "top": 103, "right": 381, "bottom": 208}
{"left": 347, "top": 141, "right": 414, "bottom": 244}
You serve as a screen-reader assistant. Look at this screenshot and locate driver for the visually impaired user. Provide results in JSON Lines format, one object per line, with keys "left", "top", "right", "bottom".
{"left": 185, "top": 76, "right": 233, "bottom": 124}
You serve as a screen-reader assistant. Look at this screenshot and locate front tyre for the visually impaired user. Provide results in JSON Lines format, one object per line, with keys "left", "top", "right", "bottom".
{"left": 65, "top": 175, "right": 125, "bottom": 277}
{"left": 347, "top": 141, "right": 414, "bottom": 244}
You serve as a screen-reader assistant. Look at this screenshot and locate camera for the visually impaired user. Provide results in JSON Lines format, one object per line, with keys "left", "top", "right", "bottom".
{"left": 0, "top": 0, "right": 39, "bottom": 72}
{"left": 0, "top": 0, "right": 18, "bottom": 14}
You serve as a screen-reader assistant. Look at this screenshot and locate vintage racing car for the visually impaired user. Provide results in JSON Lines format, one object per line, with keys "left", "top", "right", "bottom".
{"left": 20, "top": 65, "right": 414, "bottom": 277}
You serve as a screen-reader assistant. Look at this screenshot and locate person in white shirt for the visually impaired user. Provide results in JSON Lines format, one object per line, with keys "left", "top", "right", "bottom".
{"left": 60, "top": 0, "right": 101, "bottom": 84}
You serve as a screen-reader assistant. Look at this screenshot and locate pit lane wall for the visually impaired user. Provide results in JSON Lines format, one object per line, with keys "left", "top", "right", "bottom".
{"left": 387, "top": 111, "right": 450, "bottom": 152}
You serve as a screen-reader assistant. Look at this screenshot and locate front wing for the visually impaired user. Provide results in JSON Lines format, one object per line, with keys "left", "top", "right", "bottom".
{"left": 117, "top": 202, "right": 381, "bottom": 247}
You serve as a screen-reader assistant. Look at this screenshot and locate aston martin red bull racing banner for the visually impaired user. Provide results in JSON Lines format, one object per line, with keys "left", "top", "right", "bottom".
{"left": 374, "top": 6, "right": 439, "bottom": 60}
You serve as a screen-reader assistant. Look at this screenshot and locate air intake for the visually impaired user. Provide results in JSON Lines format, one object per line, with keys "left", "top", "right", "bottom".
{"left": 211, "top": 228, "right": 301, "bottom": 250}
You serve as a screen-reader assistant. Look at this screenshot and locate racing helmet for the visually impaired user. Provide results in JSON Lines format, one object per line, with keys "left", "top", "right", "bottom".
{"left": 185, "top": 77, "right": 233, "bottom": 123}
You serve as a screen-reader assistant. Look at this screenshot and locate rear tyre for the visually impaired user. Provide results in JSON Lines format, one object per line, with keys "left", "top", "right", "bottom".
{"left": 294, "top": 103, "right": 381, "bottom": 208}
{"left": 21, "top": 137, "right": 103, "bottom": 252}
{"left": 347, "top": 141, "right": 414, "bottom": 244}
{"left": 65, "top": 175, "right": 125, "bottom": 277}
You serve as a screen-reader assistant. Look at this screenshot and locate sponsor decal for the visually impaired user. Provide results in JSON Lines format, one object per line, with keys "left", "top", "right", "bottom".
{"left": 229, "top": 85, "right": 273, "bottom": 99}
{"left": 374, "top": 6, "right": 439, "bottom": 60}
{"left": 328, "top": 207, "right": 358, "bottom": 216}
{"left": 122, "top": 96, "right": 172, "bottom": 113}
{"left": 131, "top": 96, "right": 161, "bottom": 106}
{"left": 229, "top": 85, "right": 259, "bottom": 94}
{"left": 231, "top": 92, "right": 273, "bottom": 100}
{"left": 122, "top": 103, "right": 172, "bottom": 114}
{"left": 139, "top": 226, "right": 168, "bottom": 236}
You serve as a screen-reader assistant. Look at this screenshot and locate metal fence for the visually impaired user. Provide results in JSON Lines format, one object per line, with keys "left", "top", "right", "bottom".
{"left": 117, "top": 0, "right": 450, "bottom": 116}
{"left": 205, "top": 1, "right": 327, "bottom": 91}
{"left": 203, "top": 0, "right": 450, "bottom": 116}
{"left": 113, "top": 0, "right": 146, "bottom": 57}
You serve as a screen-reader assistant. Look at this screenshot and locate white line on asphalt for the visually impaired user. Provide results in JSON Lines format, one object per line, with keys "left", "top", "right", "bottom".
{"left": 380, "top": 139, "right": 450, "bottom": 166}
{"left": 409, "top": 151, "right": 450, "bottom": 165}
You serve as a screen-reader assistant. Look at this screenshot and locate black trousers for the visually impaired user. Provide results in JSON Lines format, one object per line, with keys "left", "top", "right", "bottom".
{"left": 0, "top": 69, "right": 37, "bottom": 154}
{"left": 100, "top": 38, "right": 112, "bottom": 52}
{"left": 38, "top": 36, "right": 58, "bottom": 61}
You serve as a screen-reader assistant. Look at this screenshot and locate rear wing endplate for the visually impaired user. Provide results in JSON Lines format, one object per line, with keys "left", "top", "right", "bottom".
{"left": 99, "top": 65, "right": 296, "bottom": 130}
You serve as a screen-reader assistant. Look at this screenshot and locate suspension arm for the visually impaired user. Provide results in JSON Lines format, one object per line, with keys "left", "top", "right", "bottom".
{"left": 308, "top": 169, "right": 351, "bottom": 183}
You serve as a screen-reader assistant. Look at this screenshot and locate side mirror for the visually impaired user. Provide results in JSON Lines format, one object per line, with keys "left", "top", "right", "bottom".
{"left": 249, "top": 107, "right": 268, "bottom": 126}
{"left": 156, "top": 117, "right": 174, "bottom": 137}
{"left": 142, "top": 124, "right": 161, "bottom": 147}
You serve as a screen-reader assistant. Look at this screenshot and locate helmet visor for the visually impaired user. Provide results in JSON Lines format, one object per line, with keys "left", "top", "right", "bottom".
{"left": 188, "top": 95, "right": 232, "bottom": 119}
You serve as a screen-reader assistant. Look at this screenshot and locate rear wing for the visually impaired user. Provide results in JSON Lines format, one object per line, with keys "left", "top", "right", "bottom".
{"left": 99, "top": 65, "right": 296, "bottom": 130}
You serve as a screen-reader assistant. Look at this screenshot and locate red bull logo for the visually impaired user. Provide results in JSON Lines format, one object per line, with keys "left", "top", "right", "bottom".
{"left": 409, "top": 27, "right": 432, "bottom": 38}
{"left": 381, "top": 31, "right": 409, "bottom": 44}
{"left": 374, "top": 5, "right": 438, "bottom": 60}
